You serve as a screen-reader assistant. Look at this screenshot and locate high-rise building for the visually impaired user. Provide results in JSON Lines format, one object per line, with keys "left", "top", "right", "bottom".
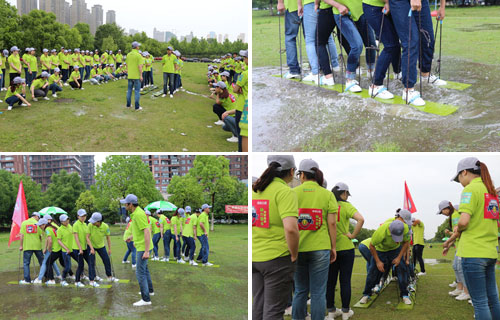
{"left": 90, "top": 4, "right": 103, "bottom": 35}
{"left": 207, "top": 31, "right": 216, "bottom": 40}
{"left": 185, "top": 31, "right": 194, "bottom": 43}
{"left": 16, "top": 0, "right": 37, "bottom": 15}
{"left": 0, "top": 155, "right": 30, "bottom": 175}
{"left": 38, "top": 0, "right": 66, "bottom": 23}
{"left": 218, "top": 34, "right": 223, "bottom": 43}
{"left": 153, "top": 28, "right": 165, "bottom": 42}
{"left": 129, "top": 28, "right": 140, "bottom": 36}
{"left": 70, "top": 0, "right": 87, "bottom": 27}
{"left": 106, "top": 10, "right": 115, "bottom": 24}
{"left": 237, "top": 33, "right": 246, "bottom": 42}
{"left": 80, "top": 155, "right": 95, "bottom": 189}
{"left": 224, "top": 34, "right": 229, "bottom": 41}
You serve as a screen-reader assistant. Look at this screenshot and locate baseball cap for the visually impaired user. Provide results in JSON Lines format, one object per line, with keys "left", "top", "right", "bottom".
{"left": 451, "top": 157, "right": 480, "bottom": 182}
{"left": 45, "top": 214, "right": 52, "bottom": 220}
{"left": 334, "top": 182, "right": 351, "bottom": 196}
{"left": 178, "top": 208, "right": 185, "bottom": 215}
{"left": 51, "top": 49, "right": 56, "bottom": 52}
{"left": 120, "top": 194, "right": 138, "bottom": 204}
{"left": 12, "top": 77, "right": 24, "bottom": 84}
{"left": 145, "top": 210, "right": 151, "bottom": 216}
{"left": 396, "top": 209, "right": 412, "bottom": 226}
{"left": 41, "top": 71, "right": 50, "bottom": 78}
{"left": 36, "top": 218, "right": 49, "bottom": 226}
{"left": 59, "top": 214, "right": 69, "bottom": 222}
{"left": 3, "top": 49, "right": 9, "bottom": 56}
{"left": 88, "top": 212, "right": 102, "bottom": 223}
{"left": 43, "top": 48, "right": 48, "bottom": 53}
{"left": 267, "top": 155, "right": 295, "bottom": 171}
{"left": 389, "top": 220, "right": 405, "bottom": 242}
{"left": 411, "top": 217, "right": 416, "bottom": 223}
{"left": 437, "top": 200, "right": 452, "bottom": 215}
{"left": 213, "top": 69, "right": 219, "bottom": 74}
{"left": 54, "top": 67, "right": 60, "bottom": 73}
{"left": 202, "top": 204, "right": 212, "bottom": 210}
{"left": 77, "top": 209, "right": 87, "bottom": 216}
{"left": 220, "top": 71, "right": 230, "bottom": 77}
{"left": 167, "top": 46, "right": 173, "bottom": 51}
{"left": 298, "top": 159, "right": 319, "bottom": 174}
{"left": 10, "top": 46, "right": 19, "bottom": 52}
{"left": 239, "top": 50, "right": 248, "bottom": 57}
{"left": 214, "top": 81, "right": 226, "bottom": 89}
{"left": 74, "top": 65, "right": 79, "bottom": 69}
{"left": 32, "top": 212, "right": 40, "bottom": 217}
{"left": 185, "top": 206, "right": 191, "bottom": 213}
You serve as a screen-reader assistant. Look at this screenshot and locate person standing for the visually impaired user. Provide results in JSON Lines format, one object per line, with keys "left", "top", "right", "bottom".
{"left": 452, "top": 157, "right": 500, "bottom": 319}
{"left": 8, "top": 46, "right": 22, "bottom": 85}
{"left": 234, "top": 50, "right": 248, "bottom": 152}
{"left": 412, "top": 217, "right": 426, "bottom": 276}
{"left": 161, "top": 46, "right": 176, "bottom": 98}
{"left": 197, "top": 204, "right": 213, "bottom": 266}
{"left": 184, "top": 208, "right": 199, "bottom": 266}
{"left": 126, "top": 41, "right": 144, "bottom": 110}
{"left": 147, "top": 210, "right": 161, "bottom": 261}
{"left": 72, "top": 209, "right": 91, "bottom": 288}
{"left": 56, "top": 214, "right": 74, "bottom": 287}
{"left": 276, "top": 0, "right": 301, "bottom": 79}
{"left": 19, "top": 211, "right": 44, "bottom": 284}
{"left": 121, "top": 194, "right": 154, "bottom": 306}
{"left": 157, "top": 210, "right": 172, "bottom": 262}
{"left": 171, "top": 208, "right": 186, "bottom": 264}
{"left": 181, "top": 207, "right": 189, "bottom": 259}
{"left": 1, "top": 50, "right": 7, "bottom": 91}
{"left": 122, "top": 217, "right": 137, "bottom": 268}
{"left": 88, "top": 212, "right": 118, "bottom": 283}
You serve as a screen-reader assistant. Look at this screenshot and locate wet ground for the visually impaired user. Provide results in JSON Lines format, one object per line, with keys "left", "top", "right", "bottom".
{"left": 253, "top": 57, "right": 500, "bottom": 151}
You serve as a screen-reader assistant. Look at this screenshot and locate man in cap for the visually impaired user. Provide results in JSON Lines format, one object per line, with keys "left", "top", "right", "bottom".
{"left": 196, "top": 204, "right": 213, "bottom": 266}
{"left": 161, "top": 46, "right": 176, "bottom": 98}
{"left": 120, "top": 194, "right": 154, "bottom": 306}
{"left": 19, "top": 211, "right": 44, "bottom": 284}
{"left": 126, "top": 41, "right": 144, "bottom": 111}
{"left": 8, "top": 46, "right": 22, "bottom": 85}
{"left": 88, "top": 212, "right": 118, "bottom": 284}
{"left": 116, "top": 50, "right": 123, "bottom": 69}
{"left": 22, "top": 48, "right": 32, "bottom": 86}
{"left": 28, "top": 48, "right": 38, "bottom": 88}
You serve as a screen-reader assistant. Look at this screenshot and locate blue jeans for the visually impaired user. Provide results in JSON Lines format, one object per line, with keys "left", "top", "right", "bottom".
{"left": 38, "top": 250, "right": 61, "bottom": 280}
{"left": 363, "top": 3, "right": 401, "bottom": 85}
{"left": 186, "top": 237, "right": 196, "bottom": 260}
{"left": 362, "top": 246, "right": 408, "bottom": 297}
{"left": 72, "top": 248, "right": 90, "bottom": 282}
{"left": 163, "top": 230, "right": 172, "bottom": 258}
{"left": 163, "top": 72, "right": 175, "bottom": 95}
{"left": 152, "top": 233, "right": 161, "bottom": 257}
{"left": 285, "top": 10, "right": 301, "bottom": 74}
{"left": 389, "top": 0, "right": 420, "bottom": 88}
{"left": 358, "top": 243, "right": 373, "bottom": 274}
{"left": 462, "top": 258, "right": 500, "bottom": 320}
{"left": 123, "top": 241, "right": 137, "bottom": 265}
{"left": 136, "top": 250, "right": 154, "bottom": 302}
{"left": 79, "top": 67, "right": 84, "bottom": 79}
{"left": 0, "top": 69, "right": 5, "bottom": 89}
{"left": 223, "top": 115, "right": 238, "bottom": 137}
{"left": 173, "top": 235, "right": 181, "bottom": 259}
{"left": 61, "top": 251, "right": 72, "bottom": 279}
{"left": 174, "top": 74, "right": 180, "bottom": 91}
{"left": 23, "top": 250, "right": 44, "bottom": 282}
{"left": 6, "top": 95, "right": 24, "bottom": 106}
{"left": 196, "top": 234, "right": 209, "bottom": 263}
{"left": 182, "top": 235, "right": 188, "bottom": 256}
{"left": 452, "top": 254, "right": 465, "bottom": 285}
{"left": 126, "top": 79, "right": 141, "bottom": 109}
{"left": 292, "top": 250, "right": 330, "bottom": 320}
{"left": 89, "top": 246, "right": 112, "bottom": 279}
{"left": 415, "top": 0, "right": 434, "bottom": 73}
{"left": 49, "top": 83, "right": 62, "bottom": 94}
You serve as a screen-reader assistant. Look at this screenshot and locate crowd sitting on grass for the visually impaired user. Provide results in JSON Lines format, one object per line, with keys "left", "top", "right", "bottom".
{"left": 208, "top": 50, "right": 248, "bottom": 151}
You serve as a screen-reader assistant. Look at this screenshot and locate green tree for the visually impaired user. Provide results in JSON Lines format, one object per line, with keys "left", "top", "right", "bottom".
{"left": 0, "top": 170, "right": 15, "bottom": 226}
{"left": 12, "top": 174, "right": 46, "bottom": 216}
{"left": 213, "top": 176, "right": 247, "bottom": 218}
{"left": 95, "top": 23, "right": 126, "bottom": 52}
{"left": 0, "top": 0, "right": 21, "bottom": 50}
{"left": 44, "top": 170, "right": 86, "bottom": 220}
{"left": 73, "top": 22, "right": 94, "bottom": 50}
{"left": 433, "top": 218, "right": 452, "bottom": 242}
{"left": 75, "top": 190, "right": 96, "bottom": 215}
{"left": 167, "top": 175, "right": 204, "bottom": 209}
{"left": 101, "top": 36, "right": 118, "bottom": 52}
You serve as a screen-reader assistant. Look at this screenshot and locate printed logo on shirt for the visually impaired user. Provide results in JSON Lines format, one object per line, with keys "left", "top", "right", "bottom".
{"left": 185, "top": 218, "right": 191, "bottom": 225}
{"left": 252, "top": 199, "right": 270, "bottom": 228}
{"left": 26, "top": 224, "right": 38, "bottom": 234}
{"left": 460, "top": 192, "right": 472, "bottom": 204}
{"left": 156, "top": 221, "right": 161, "bottom": 228}
{"left": 484, "top": 193, "right": 500, "bottom": 220}
{"left": 298, "top": 208, "right": 323, "bottom": 231}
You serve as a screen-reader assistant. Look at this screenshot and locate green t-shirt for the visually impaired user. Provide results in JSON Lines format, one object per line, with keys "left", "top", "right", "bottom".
{"left": 235, "top": 70, "right": 248, "bottom": 112}
{"left": 88, "top": 222, "right": 110, "bottom": 249}
{"left": 220, "top": 93, "right": 237, "bottom": 111}
{"left": 126, "top": 49, "right": 143, "bottom": 80}
{"left": 285, "top": 0, "right": 298, "bottom": 12}
{"left": 29, "top": 55, "right": 38, "bottom": 72}
{"left": 85, "top": 55, "right": 92, "bottom": 66}
{"left": 93, "top": 54, "right": 100, "bottom": 65}
{"left": 174, "top": 59, "right": 180, "bottom": 74}
{"left": 451, "top": 211, "right": 461, "bottom": 246}
{"left": 1, "top": 56, "right": 6, "bottom": 70}
{"left": 116, "top": 54, "right": 123, "bottom": 63}
{"left": 197, "top": 212, "right": 210, "bottom": 237}
{"left": 131, "top": 207, "right": 151, "bottom": 252}
{"left": 46, "top": 227, "right": 61, "bottom": 252}
{"left": 70, "top": 70, "right": 80, "bottom": 82}
{"left": 336, "top": 201, "right": 358, "bottom": 251}
{"left": 22, "top": 54, "right": 30, "bottom": 68}
{"left": 61, "top": 54, "right": 71, "bottom": 69}
{"left": 123, "top": 221, "right": 133, "bottom": 241}
{"left": 31, "top": 78, "right": 47, "bottom": 90}
{"left": 331, "top": 0, "right": 363, "bottom": 21}
{"left": 371, "top": 221, "right": 410, "bottom": 252}
{"left": 360, "top": 237, "right": 371, "bottom": 247}
{"left": 107, "top": 54, "right": 115, "bottom": 64}
{"left": 412, "top": 221, "right": 425, "bottom": 245}
{"left": 162, "top": 54, "right": 176, "bottom": 73}
{"left": 183, "top": 213, "right": 198, "bottom": 238}
{"left": 171, "top": 216, "right": 182, "bottom": 235}
{"left": 8, "top": 54, "right": 22, "bottom": 71}
{"left": 320, "top": 0, "right": 332, "bottom": 10}
{"left": 51, "top": 54, "right": 59, "bottom": 67}
{"left": 57, "top": 224, "right": 73, "bottom": 251}
{"left": 293, "top": 181, "right": 338, "bottom": 252}
{"left": 150, "top": 216, "right": 160, "bottom": 234}
{"left": 48, "top": 74, "right": 60, "bottom": 85}
{"left": 40, "top": 55, "right": 51, "bottom": 70}
{"left": 252, "top": 177, "right": 299, "bottom": 262}
{"left": 20, "top": 217, "right": 42, "bottom": 250}
{"left": 5, "top": 85, "right": 22, "bottom": 100}
{"left": 457, "top": 177, "right": 499, "bottom": 259}
{"left": 159, "top": 214, "right": 171, "bottom": 232}
{"left": 58, "top": 51, "right": 65, "bottom": 64}
{"left": 72, "top": 219, "right": 89, "bottom": 250}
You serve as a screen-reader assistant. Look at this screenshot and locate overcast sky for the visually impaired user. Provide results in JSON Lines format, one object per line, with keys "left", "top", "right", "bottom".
{"left": 8, "top": 0, "right": 248, "bottom": 41}
{"left": 252, "top": 153, "right": 500, "bottom": 240}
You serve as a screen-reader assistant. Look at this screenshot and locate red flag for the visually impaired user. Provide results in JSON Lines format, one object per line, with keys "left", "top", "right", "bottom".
{"left": 8, "top": 181, "right": 29, "bottom": 247}
{"left": 403, "top": 181, "right": 417, "bottom": 213}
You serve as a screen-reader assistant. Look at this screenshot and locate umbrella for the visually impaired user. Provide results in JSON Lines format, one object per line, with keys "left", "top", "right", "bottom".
{"left": 351, "top": 239, "right": 358, "bottom": 243}
{"left": 39, "top": 207, "right": 67, "bottom": 216}
{"left": 145, "top": 201, "right": 177, "bottom": 212}
{"left": 442, "top": 237, "right": 449, "bottom": 241}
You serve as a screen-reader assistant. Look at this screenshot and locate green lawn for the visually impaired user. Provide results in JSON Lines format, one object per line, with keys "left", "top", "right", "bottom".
{"left": 0, "top": 224, "right": 248, "bottom": 319}
{"left": 0, "top": 62, "right": 235, "bottom": 152}
{"left": 283, "top": 243, "right": 500, "bottom": 320}
{"left": 253, "top": 6, "right": 500, "bottom": 67}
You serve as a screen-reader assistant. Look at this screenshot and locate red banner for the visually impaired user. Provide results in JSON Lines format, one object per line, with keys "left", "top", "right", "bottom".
{"left": 9, "top": 181, "right": 29, "bottom": 247}
{"left": 403, "top": 181, "right": 417, "bottom": 214}
{"left": 225, "top": 205, "right": 248, "bottom": 214}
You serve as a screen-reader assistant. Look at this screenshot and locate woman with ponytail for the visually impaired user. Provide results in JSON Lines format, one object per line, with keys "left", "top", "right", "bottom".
{"left": 290, "top": 159, "right": 338, "bottom": 320}
{"left": 252, "top": 155, "right": 299, "bottom": 320}
{"left": 452, "top": 157, "right": 500, "bottom": 319}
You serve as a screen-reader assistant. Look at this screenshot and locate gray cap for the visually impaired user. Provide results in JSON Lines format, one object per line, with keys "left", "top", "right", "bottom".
{"left": 178, "top": 208, "right": 185, "bottom": 214}
{"left": 54, "top": 67, "right": 60, "bottom": 73}
{"left": 44, "top": 214, "right": 52, "bottom": 220}
{"left": 202, "top": 204, "right": 211, "bottom": 210}
{"left": 167, "top": 46, "right": 173, "bottom": 51}
{"left": 88, "top": 212, "right": 102, "bottom": 223}
{"left": 51, "top": 49, "right": 56, "bottom": 52}
{"left": 43, "top": 48, "right": 49, "bottom": 53}
{"left": 68, "top": 49, "right": 72, "bottom": 52}
{"left": 437, "top": 200, "right": 452, "bottom": 215}
{"left": 411, "top": 217, "right": 416, "bottom": 223}
{"left": 32, "top": 212, "right": 40, "bottom": 217}
{"left": 451, "top": 157, "right": 480, "bottom": 182}
{"left": 59, "top": 214, "right": 69, "bottom": 222}
{"left": 36, "top": 218, "right": 49, "bottom": 226}
{"left": 322, "top": 179, "right": 327, "bottom": 189}
{"left": 267, "top": 155, "right": 295, "bottom": 171}
{"left": 12, "top": 77, "right": 23, "bottom": 84}
{"left": 73, "top": 65, "right": 79, "bottom": 69}
{"left": 77, "top": 209, "right": 87, "bottom": 216}
{"left": 145, "top": 210, "right": 151, "bottom": 216}
{"left": 220, "top": 71, "right": 230, "bottom": 77}
{"left": 334, "top": 182, "right": 351, "bottom": 196}
{"left": 3, "top": 49, "right": 9, "bottom": 56}
{"left": 120, "top": 194, "right": 138, "bottom": 204}
{"left": 397, "top": 209, "right": 412, "bottom": 226}
{"left": 10, "top": 46, "right": 19, "bottom": 52}
{"left": 298, "top": 159, "right": 319, "bottom": 174}
{"left": 239, "top": 50, "right": 248, "bottom": 58}
{"left": 389, "top": 220, "right": 405, "bottom": 243}
{"left": 212, "top": 69, "right": 219, "bottom": 74}
{"left": 41, "top": 71, "right": 50, "bottom": 78}
{"left": 215, "top": 81, "right": 226, "bottom": 89}
{"left": 185, "top": 206, "right": 191, "bottom": 213}
{"left": 64, "top": 50, "right": 68, "bottom": 53}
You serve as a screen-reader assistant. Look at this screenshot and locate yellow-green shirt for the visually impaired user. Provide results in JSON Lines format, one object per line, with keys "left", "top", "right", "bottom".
{"left": 29, "top": 55, "right": 38, "bottom": 72}
{"left": 184, "top": 213, "right": 198, "bottom": 238}
{"left": 412, "top": 221, "right": 425, "bottom": 245}
{"left": 150, "top": 216, "right": 160, "bottom": 235}
{"left": 197, "top": 212, "right": 210, "bottom": 237}
{"left": 46, "top": 227, "right": 61, "bottom": 252}
{"left": 371, "top": 221, "right": 410, "bottom": 252}
{"left": 159, "top": 214, "right": 171, "bottom": 232}
{"left": 337, "top": 201, "right": 358, "bottom": 251}
{"left": 5, "top": 85, "right": 22, "bottom": 99}
{"left": 451, "top": 211, "right": 461, "bottom": 246}
{"left": 8, "top": 54, "right": 22, "bottom": 71}
{"left": 162, "top": 54, "right": 176, "bottom": 73}
{"left": 40, "top": 55, "right": 51, "bottom": 70}
{"left": 48, "top": 74, "right": 61, "bottom": 85}
{"left": 50, "top": 54, "right": 59, "bottom": 67}
{"left": 126, "top": 49, "right": 143, "bottom": 80}
{"left": 72, "top": 219, "right": 89, "bottom": 250}
{"left": 20, "top": 217, "right": 43, "bottom": 250}
{"left": 70, "top": 70, "right": 80, "bottom": 82}
{"left": 123, "top": 222, "right": 133, "bottom": 241}
{"left": 130, "top": 207, "right": 152, "bottom": 252}
{"left": 31, "top": 78, "right": 47, "bottom": 90}
{"left": 57, "top": 224, "right": 73, "bottom": 251}
{"left": 88, "top": 222, "right": 110, "bottom": 249}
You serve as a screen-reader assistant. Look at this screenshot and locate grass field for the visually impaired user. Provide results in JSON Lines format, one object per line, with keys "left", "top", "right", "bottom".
{"left": 0, "top": 62, "right": 236, "bottom": 152}
{"left": 253, "top": 6, "right": 500, "bottom": 67}
{"left": 282, "top": 243, "right": 500, "bottom": 320}
{"left": 0, "top": 224, "right": 248, "bottom": 320}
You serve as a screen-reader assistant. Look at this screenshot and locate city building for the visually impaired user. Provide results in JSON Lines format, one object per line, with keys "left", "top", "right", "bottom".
{"left": 106, "top": 9, "right": 115, "bottom": 24}
{"left": 185, "top": 31, "right": 194, "bottom": 43}
{"left": 80, "top": 155, "right": 95, "bottom": 189}
{"left": 237, "top": 33, "right": 246, "bottom": 42}
{"left": 16, "top": 0, "right": 37, "bottom": 15}
{"left": 129, "top": 28, "right": 140, "bottom": 36}
{"left": 90, "top": 4, "right": 103, "bottom": 35}
{"left": 153, "top": 27, "right": 165, "bottom": 42}
{"left": 218, "top": 34, "right": 223, "bottom": 43}
{"left": 207, "top": 31, "right": 216, "bottom": 40}
{"left": 224, "top": 34, "right": 229, "bottom": 41}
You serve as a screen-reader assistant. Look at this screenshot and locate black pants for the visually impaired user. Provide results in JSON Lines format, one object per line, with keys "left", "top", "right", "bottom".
{"left": 412, "top": 244, "right": 425, "bottom": 273}
{"left": 47, "top": 251, "right": 73, "bottom": 280}
{"left": 116, "top": 63, "right": 121, "bottom": 69}
{"left": 326, "top": 248, "right": 355, "bottom": 312}
{"left": 213, "top": 103, "right": 226, "bottom": 120}
{"left": 34, "top": 87, "right": 48, "bottom": 97}
{"left": 62, "top": 69, "right": 69, "bottom": 83}
{"left": 235, "top": 110, "right": 242, "bottom": 152}
{"left": 9, "top": 72, "right": 21, "bottom": 85}
{"left": 69, "top": 79, "right": 82, "bottom": 89}
{"left": 317, "top": 9, "right": 337, "bottom": 76}
{"left": 252, "top": 255, "right": 296, "bottom": 320}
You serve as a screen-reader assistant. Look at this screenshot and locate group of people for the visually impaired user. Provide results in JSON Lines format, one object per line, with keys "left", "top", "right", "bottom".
{"left": 252, "top": 155, "right": 500, "bottom": 320}
{"left": 207, "top": 50, "right": 249, "bottom": 152}
{"left": 278, "top": 0, "right": 447, "bottom": 106}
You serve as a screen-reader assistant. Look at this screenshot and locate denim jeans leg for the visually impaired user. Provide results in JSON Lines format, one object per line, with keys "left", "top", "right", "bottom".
{"left": 123, "top": 242, "right": 132, "bottom": 262}
{"left": 163, "top": 231, "right": 171, "bottom": 258}
{"left": 97, "top": 247, "right": 112, "bottom": 277}
{"left": 223, "top": 116, "right": 238, "bottom": 137}
{"left": 188, "top": 237, "right": 196, "bottom": 260}
{"left": 38, "top": 251, "right": 50, "bottom": 280}
{"left": 355, "top": 14, "right": 376, "bottom": 69}
{"left": 153, "top": 233, "right": 160, "bottom": 257}
{"left": 334, "top": 14, "right": 363, "bottom": 77}
{"left": 307, "top": 250, "right": 331, "bottom": 320}
{"left": 133, "top": 79, "right": 141, "bottom": 108}
{"left": 126, "top": 79, "right": 133, "bottom": 107}
{"left": 358, "top": 243, "right": 372, "bottom": 274}
{"left": 23, "top": 250, "right": 33, "bottom": 282}
{"left": 136, "top": 251, "right": 151, "bottom": 302}
{"left": 88, "top": 251, "right": 96, "bottom": 280}
{"left": 416, "top": 0, "right": 435, "bottom": 73}
{"left": 285, "top": 10, "right": 301, "bottom": 74}
{"left": 303, "top": 3, "right": 319, "bottom": 74}
{"left": 204, "top": 235, "right": 210, "bottom": 263}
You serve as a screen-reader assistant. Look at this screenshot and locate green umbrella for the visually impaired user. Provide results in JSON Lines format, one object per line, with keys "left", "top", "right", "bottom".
{"left": 351, "top": 239, "right": 359, "bottom": 243}
{"left": 39, "top": 207, "right": 67, "bottom": 216}
{"left": 145, "top": 201, "right": 177, "bottom": 212}
{"left": 442, "top": 237, "right": 449, "bottom": 241}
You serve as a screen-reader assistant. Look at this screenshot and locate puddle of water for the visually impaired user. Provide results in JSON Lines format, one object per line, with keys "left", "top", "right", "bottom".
{"left": 54, "top": 98, "right": 75, "bottom": 103}
{"left": 424, "top": 258, "right": 452, "bottom": 265}
{"left": 253, "top": 57, "right": 500, "bottom": 151}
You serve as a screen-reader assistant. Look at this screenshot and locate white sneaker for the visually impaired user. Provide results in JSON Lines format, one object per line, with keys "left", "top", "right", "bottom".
{"left": 402, "top": 296, "right": 412, "bottom": 305}
{"left": 90, "top": 281, "right": 100, "bottom": 287}
{"left": 423, "top": 74, "right": 447, "bottom": 86}
{"left": 32, "top": 278, "right": 42, "bottom": 284}
{"left": 170, "top": 94, "right": 173, "bottom": 98}
{"left": 160, "top": 258, "right": 167, "bottom": 262}
{"left": 394, "top": 72, "right": 402, "bottom": 80}
{"left": 456, "top": 292, "right": 471, "bottom": 301}
{"left": 43, "top": 97, "right": 50, "bottom": 100}
{"left": 122, "top": 260, "right": 130, "bottom": 264}
{"left": 19, "top": 280, "right": 31, "bottom": 285}
{"left": 7, "top": 106, "right": 12, "bottom": 110}
{"left": 52, "top": 94, "right": 57, "bottom": 98}
{"left": 75, "top": 282, "right": 85, "bottom": 288}
{"left": 138, "top": 292, "right": 154, "bottom": 296}
{"left": 417, "top": 272, "right": 426, "bottom": 276}
{"left": 95, "top": 276, "right": 102, "bottom": 281}
{"left": 133, "top": 299, "right": 152, "bottom": 306}
{"left": 0, "top": 99, "right": 2, "bottom": 103}
{"left": 319, "top": 75, "right": 334, "bottom": 86}
{"left": 132, "top": 264, "right": 136, "bottom": 268}
{"left": 190, "top": 260, "right": 198, "bottom": 266}
{"left": 359, "top": 296, "right": 370, "bottom": 304}
{"left": 283, "top": 72, "right": 300, "bottom": 79}
{"left": 161, "top": 94, "right": 166, "bottom": 98}
{"left": 372, "top": 284, "right": 382, "bottom": 294}
{"left": 345, "top": 80, "right": 362, "bottom": 93}
{"left": 108, "top": 277, "right": 119, "bottom": 282}
{"left": 468, "top": 299, "right": 473, "bottom": 305}
{"left": 307, "top": 299, "right": 311, "bottom": 306}
{"left": 342, "top": 310, "right": 354, "bottom": 320}
{"left": 203, "top": 262, "right": 214, "bottom": 266}
{"left": 214, "top": 120, "right": 224, "bottom": 126}
{"left": 46, "top": 280, "right": 56, "bottom": 285}
{"left": 227, "top": 136, "right": 238, "bottom": 143}
{"left": 63, "top": 83, "right": 69, "bottom": 86}
{"left": 82, "top": 275, "right": 89, "bottom": 281}
{"left": 140, "top": 88, "right": 143, "bottom": 92}
{"left": 449, "top": 289, "right": 463, "bottom": 296}
{"left": 402, "top": 89, "right": 426, "bottom": 106}
{"left": 302, "top": 73, "right": 318, "bottom": 82}
{"left": 369, "top": 85, "right": 394, "bottom": 99}
{"left": 55, "top": 275, "right": 62, "bottom": 280}
{"left": 61, "top": 281, "right": 69, "bottom": 287}
{"left": 33, "top": 98, "right": 38, "bottom": 101}
{"left": 449, "top": 281, "right": 457, "bottom": 288}
{"left": 80, "top": 87, "right": 84, "bottom": 90}
{"left": 328, "top": 308, "right": 342, "bottom": 319}
{"left": 177, "top": 259, "right": 186, "bottom": 264}
{"left": 21, "top": 104, "right": 28, "bottom": 107}
{"left": 284, "top": 306, "right": 292, "bottom": 316}
{"left": 390, "top": 276, "right": 398, "bottom": 283}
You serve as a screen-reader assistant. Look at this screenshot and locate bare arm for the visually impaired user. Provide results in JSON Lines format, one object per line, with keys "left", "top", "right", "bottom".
{"left": 327, "top": 213, "right": 337, "bottom": 262}
{"left": 144, "top": 228, "right": 151, "bottom": 252}
{"left": 74, "top": 232, "right": 83, "bottom": 253}
{"left": 457, "top": 212, "right": 471, "bottom": 232}
{"left": 86, "top": 234, "right": 94, "bottom": 254}
{"left": 346, "top": 212, "right": 364, "bottom": 239}
{"left": 58, "top": 239, "right": 70, "bottom": 253}
{"left": 282, "top": 216, "right": 299, "bottom": 262}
